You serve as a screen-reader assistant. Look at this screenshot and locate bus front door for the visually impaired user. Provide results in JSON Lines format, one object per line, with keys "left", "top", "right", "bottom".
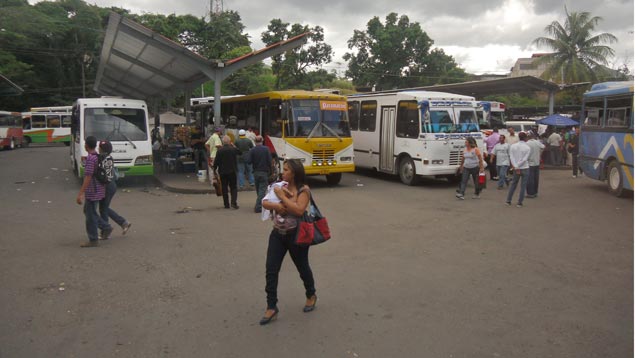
{"left": 380, "top": 106, "right": 396, "bottom": 172}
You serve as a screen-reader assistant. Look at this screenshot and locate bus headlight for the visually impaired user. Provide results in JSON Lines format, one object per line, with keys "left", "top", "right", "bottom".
{"left": 431, "top": 160, "right": 444, "bottom": 164}
{"left": 135, "top": 155, "right": 153, "bottom": 165}
{"left": 339, "top": 156, "right": 352, "bottom": 162}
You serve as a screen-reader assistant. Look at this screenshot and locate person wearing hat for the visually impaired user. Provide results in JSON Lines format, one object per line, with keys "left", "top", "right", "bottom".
{"left": 205, "top": 127, "right": 223, "bottom": 167}
{"left": 235, "top": 129, "right": 255, "bottom": 189}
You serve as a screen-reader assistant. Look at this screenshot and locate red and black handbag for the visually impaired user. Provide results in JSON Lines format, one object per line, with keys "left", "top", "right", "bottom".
{"left": 294, "top": 194, "right": 331, "bottom": 246}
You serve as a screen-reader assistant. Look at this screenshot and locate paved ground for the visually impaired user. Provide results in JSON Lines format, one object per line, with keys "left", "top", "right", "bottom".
{"left": 0, "top": 146, "right": 632, "bottom": 357}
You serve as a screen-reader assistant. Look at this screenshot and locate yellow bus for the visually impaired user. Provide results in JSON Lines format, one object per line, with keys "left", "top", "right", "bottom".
{"left": 192, "top": 90, "right": 354, "bottom": 185}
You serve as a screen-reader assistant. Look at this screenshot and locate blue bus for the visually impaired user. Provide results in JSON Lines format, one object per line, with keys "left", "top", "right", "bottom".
{"left": 579, "top": 81, "right": 633, "bottom": 197}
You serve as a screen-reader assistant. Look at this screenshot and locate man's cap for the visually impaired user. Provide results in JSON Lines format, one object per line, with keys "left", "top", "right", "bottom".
{"left": 238, "top": 129, "right": 246, "bottom": 136}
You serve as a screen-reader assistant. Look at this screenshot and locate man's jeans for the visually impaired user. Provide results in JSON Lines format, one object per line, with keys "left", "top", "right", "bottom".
{"left": 237, "top": 159, "right": 254, "bottom": 187}
{"left": 506, "top": 168, "right": 529, "bottom": 204}
{"left": 526, "top": 165, "right": 540, "bottom": 196}
{"left": 84, "top": 199, "right": 110, "bottom": 242}
{"left": 496, "top": 165, "right": 509, "bottom": 188}
{"left": 100, "top": 181, "right": 127, "bottom": 228}
{"left": 549, "top": 146, "right": 561, "bottom": 166}
{"left": 253, "top": 171, "right": 269, "bottom": 211}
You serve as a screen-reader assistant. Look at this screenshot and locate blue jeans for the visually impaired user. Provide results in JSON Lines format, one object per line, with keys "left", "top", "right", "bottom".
{"left": 526, "top": 166, "right": 540, "bottom": 196}
{"left": 100, "top": 181, "right": 127, "bottom": 228}
{"left": 253, "top": 171, "right": 269, "bottom": 211}
{"left": 459, "top": 167, "right": 481, "bottom": 195}
{"left": 84, "top": 199, "right": 110, "bottom": 242}
{"left": 506, "top": 168, "right": 529, "bottom": 204}
{"left": 237, "top": 159, "right": 254, "bottom": 187}
{"left": 497, "top": 165, "right": 509, "bottom": 188}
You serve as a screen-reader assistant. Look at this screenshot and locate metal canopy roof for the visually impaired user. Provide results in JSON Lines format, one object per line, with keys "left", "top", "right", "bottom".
{"left": 372, "top": 76, "right": 563, "bottom": 98}
{"left": 94, "top": 12, "right": 308, "bottom": 104}
{"left": 0, "top": 73, "right": 24, "bottom": 96}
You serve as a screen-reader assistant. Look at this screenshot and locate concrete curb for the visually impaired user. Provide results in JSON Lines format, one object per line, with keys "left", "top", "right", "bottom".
{"left": 153, "top": 175, "right": 214, "bottom": 195}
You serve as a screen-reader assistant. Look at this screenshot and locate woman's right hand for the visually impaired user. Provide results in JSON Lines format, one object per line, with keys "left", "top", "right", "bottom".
{"left": 276, "top": 202, "right": 287, "bottom": 216}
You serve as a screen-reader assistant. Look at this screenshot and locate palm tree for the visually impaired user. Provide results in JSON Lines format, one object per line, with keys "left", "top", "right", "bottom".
{"left": 532, "top": 8, "right": 617, "bottom": 83}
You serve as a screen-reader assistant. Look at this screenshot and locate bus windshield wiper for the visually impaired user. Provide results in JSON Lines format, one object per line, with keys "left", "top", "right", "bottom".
{"left": 320, "top": 122, "right": 342, "bottom": 141}
{"left": 119, "top": 131, "right": 137, "bottom": 149}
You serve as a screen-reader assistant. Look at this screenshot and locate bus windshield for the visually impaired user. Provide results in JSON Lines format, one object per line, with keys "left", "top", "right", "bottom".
{"left": 288, "top": 99, "right": 350, "bottom": 137}
{"left": 84, "top": 108, "right": 147, "bottom": 141}
{"left": 423, "top": 109, "right": 479, "bottom": 133}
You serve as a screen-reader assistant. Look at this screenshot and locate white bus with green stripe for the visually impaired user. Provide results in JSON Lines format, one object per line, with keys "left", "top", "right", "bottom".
{"left": 70, "top": 98, "right": 154, "bottom": 178}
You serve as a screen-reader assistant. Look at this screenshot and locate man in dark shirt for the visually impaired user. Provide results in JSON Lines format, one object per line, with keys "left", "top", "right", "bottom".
{"left": 213, "top": 135, "right": 241, "bottom": 209}
{"left": 247, "top": 135, "right": 273, "bottom": 213}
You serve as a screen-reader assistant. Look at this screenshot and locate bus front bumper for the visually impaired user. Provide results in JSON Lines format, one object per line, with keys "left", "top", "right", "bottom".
{"left": 305, "top": 163, "right": 355, "bottom": 176}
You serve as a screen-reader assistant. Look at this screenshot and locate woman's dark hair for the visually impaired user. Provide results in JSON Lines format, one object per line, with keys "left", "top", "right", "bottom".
{"left": 99, "top": 140, "right": 113, "bottom": 155}
{"left": 466, "top": 137, "right": 477, "bottom": 148}
{"left": 284, "top": 159, "right": 306, "bottom": 188}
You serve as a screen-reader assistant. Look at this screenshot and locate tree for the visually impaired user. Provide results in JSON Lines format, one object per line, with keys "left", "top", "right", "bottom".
{"left": 343, "top": 13, "right": 467, "bottom": 90}
{"left": 261, "top": 19, "right": 333, "bottom": 89}
{"left": 532, "top": 8, "right": 618, "bottom": 84}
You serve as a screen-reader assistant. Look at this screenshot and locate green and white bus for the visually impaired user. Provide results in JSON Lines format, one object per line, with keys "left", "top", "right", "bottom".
{"left": 22, "top": 106, "right": 72, "bottom": 145}
{"left": 70, "top": 98, "right": 154, "bottom": 178}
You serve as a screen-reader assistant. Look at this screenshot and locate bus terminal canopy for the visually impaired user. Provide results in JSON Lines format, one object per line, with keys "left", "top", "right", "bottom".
{"left": 93, "top": 12, "right": 308, "bottom": 122}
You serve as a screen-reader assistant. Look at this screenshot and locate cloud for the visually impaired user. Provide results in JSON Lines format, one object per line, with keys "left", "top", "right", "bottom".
{"left": 30, "top": 0, "right": 634, "bottom": 74}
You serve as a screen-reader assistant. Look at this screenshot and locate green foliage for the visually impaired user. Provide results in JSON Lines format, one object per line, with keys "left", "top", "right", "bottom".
{"left": 344, "top": 13, "right": 468, "bottom": 90}
{"left": 261, "top": 19, "right": 333, "bottom": 89}
{"left": 0, "top": 0, "right": 103, "bottom": 110}
{"left": 532, "top": 7, "right": 617, "bottom": 84}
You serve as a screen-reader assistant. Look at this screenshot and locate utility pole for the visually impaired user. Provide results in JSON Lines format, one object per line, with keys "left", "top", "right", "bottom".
{"left": 211, "top": 0, "right": 223, "bottom": 15}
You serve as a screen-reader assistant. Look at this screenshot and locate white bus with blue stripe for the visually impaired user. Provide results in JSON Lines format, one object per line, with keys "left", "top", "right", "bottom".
{"left": 579, "top": 81, "right": 633, "bottom": 197}
{"left": 347, "top": 91, "right": 485, "bottom": 185}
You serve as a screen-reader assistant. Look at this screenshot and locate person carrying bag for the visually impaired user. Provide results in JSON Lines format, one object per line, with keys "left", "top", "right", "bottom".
{"left": 259, "top": 159, "right": 321, "bottom": 325}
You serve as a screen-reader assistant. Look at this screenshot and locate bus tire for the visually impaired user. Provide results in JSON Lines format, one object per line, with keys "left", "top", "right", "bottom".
{"left": 399, "top": 156, "right": 418, "bottom": 186}
{"left": 607, "top": 160, "right": 626, "bottom": 197}
{"left": 325, "top": 173, "right": 342, "bottom": 186}
{"left": 445, "top": 174, "right": 461, "bottom": 184}
{"left": 21, "top": 138, "right": 29, "bottom": 148}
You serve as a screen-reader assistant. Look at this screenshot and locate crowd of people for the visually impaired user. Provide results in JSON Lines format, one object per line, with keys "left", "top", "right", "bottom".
{"left": 457, "top": 125, "right": 580, "bottom": 207}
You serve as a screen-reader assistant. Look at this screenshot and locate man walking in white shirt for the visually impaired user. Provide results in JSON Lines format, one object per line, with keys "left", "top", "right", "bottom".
{"left": 526, "top": 133, "right": 545, "bottom": 198}
{"left": 506, "top": 132, "right": 531, "bottom": 207}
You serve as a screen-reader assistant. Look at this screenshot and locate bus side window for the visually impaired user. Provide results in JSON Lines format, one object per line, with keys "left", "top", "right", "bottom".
{"left": 360, "top": 101, "right": 377, "bottom": 132}
{"left": 348, "top": 101, "right": 360, "bottom": 131}
{"left": 32, "top": 115, "right": 46, "bottom": 128}
{"left": 23, "top": 117, "right": 31, "bottom": 129}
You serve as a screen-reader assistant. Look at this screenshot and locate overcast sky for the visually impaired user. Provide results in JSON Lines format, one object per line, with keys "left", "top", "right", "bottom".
{"left": 36, "top": 0, "right": 635, "bottom": 75}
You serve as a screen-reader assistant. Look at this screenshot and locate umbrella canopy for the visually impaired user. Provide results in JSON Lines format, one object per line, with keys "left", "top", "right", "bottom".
{"left": 535, "top": 114, "right": 579, "bottom": 127}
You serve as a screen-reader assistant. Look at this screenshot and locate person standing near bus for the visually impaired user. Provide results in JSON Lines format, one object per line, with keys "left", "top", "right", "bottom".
{"left": 484, "top": 128, "right": 500, "bottom": 180}
{"left": 213, "top": 135, "right": 241, "bottom": 209}
{"left": 456, "top": 137, "right": 484, "bottom": 200}
{"left": 247, "top": 135, "right": 273, "bottom": 213}
{"left": 506, "top": 132, "right": 531, "bottom": 207}
{"left": 205, "top": 127, "right": 223, "bottom": 167}
{"left": 76, "top": 136, "right": 111, "bottom": 247}
{"left": 98, "top": 141, "right": 132, "bottom": 239}
{"left": 526, "top": 133, "right": 545, "bottom": 198}
{"left": 547, "top": 129, "right": 562, "bottom": 166}
{"left": 235, "top": 129, "right": 255, "bottom": 189}
{"left": 491, "top": 135, "right": 511, "bottom": 189}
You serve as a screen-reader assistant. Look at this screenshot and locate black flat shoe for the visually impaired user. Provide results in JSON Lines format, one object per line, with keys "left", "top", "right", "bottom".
{"left": 303, "top": 295, "right": 317, "bottom": 312}
{"left": 259, "top": 308, "right": 279, "bottom": 325}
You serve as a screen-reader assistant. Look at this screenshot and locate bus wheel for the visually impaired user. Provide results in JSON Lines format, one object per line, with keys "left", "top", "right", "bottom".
{"left": 325, "top": 173, "right": 342, "bottom": 186}
{"left": 399, "top": 157, "right": 418, "bottom": 186}
{"left": 21, "top": 137, "right": 29, "bottom": 148}
{"left": 445, "top": 174, "right": 461, "bottom": 184}
{"left": 607, "top": 160, "right": 626, "bottom": 197}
